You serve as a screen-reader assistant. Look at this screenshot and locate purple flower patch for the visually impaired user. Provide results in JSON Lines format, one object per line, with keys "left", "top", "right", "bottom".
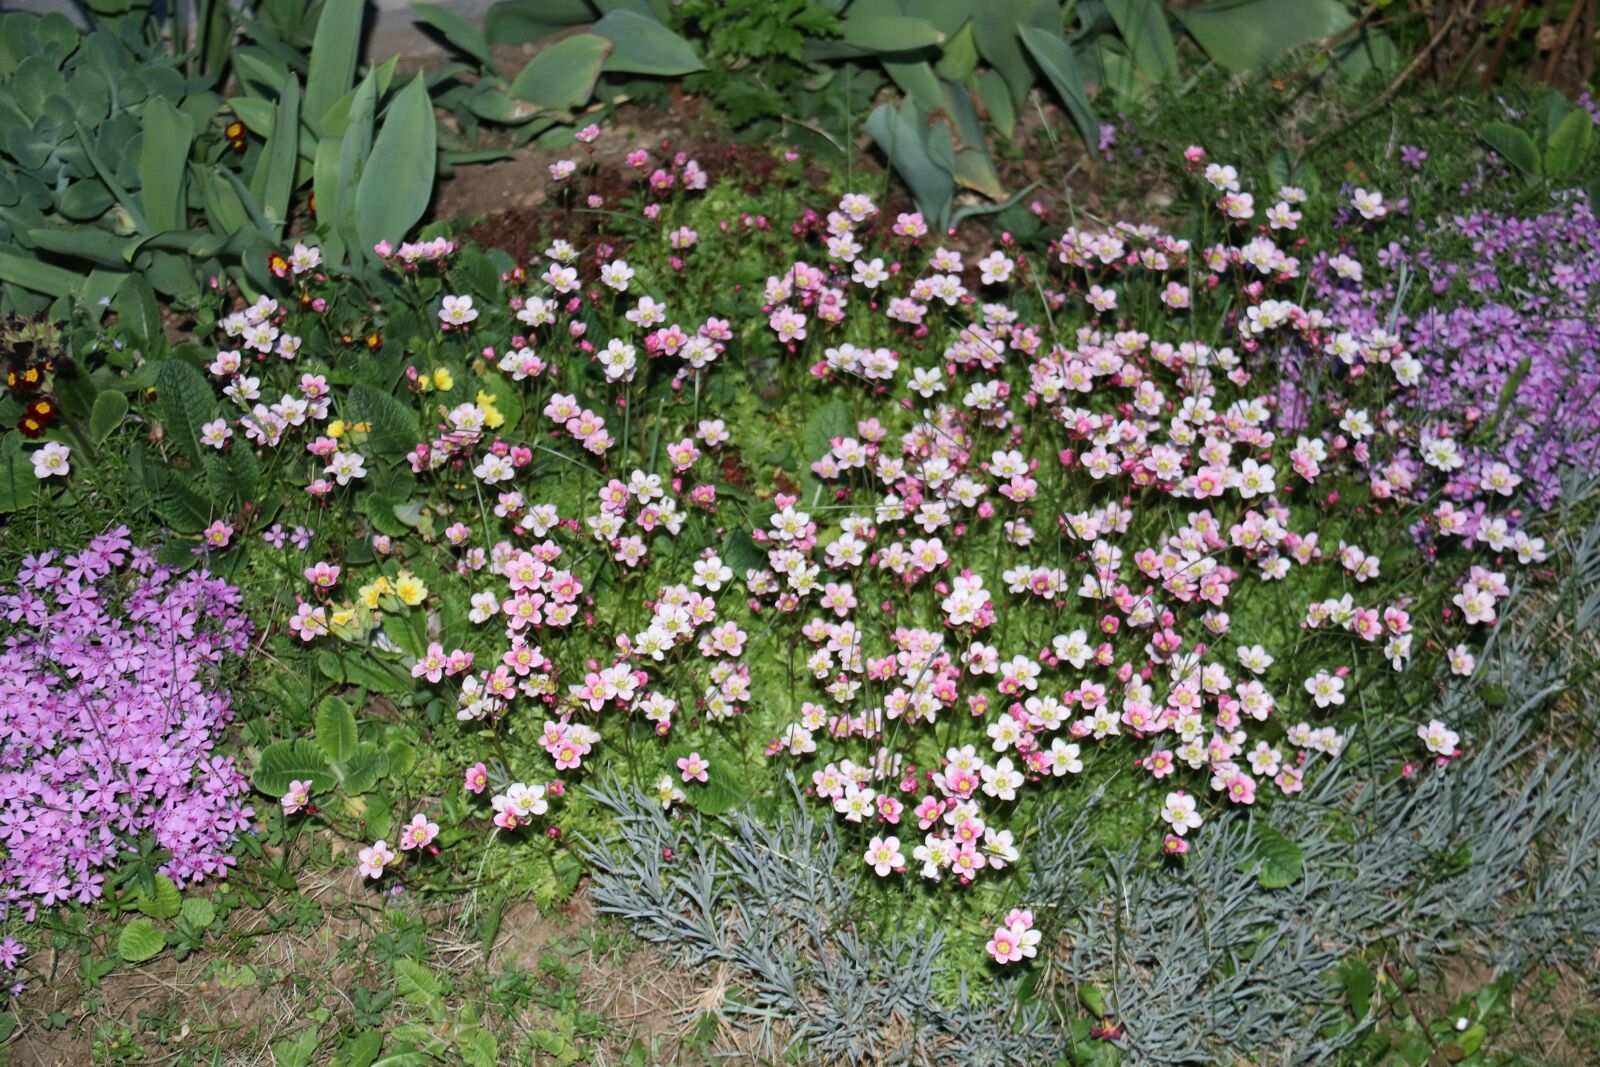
{"left": 0, "top": 527, "right": 256, "bottom": 918}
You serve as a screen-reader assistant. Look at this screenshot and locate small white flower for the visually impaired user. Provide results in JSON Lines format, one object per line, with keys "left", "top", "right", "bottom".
{"left": 31, "top": 442, "right": 71, "bottom": 479}
{"left": 439, "top": 294, "right": 478, "bottom": 326}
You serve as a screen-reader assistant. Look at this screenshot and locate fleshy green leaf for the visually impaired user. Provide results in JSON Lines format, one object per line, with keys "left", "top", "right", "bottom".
{"left": 0, "top": 250, "right": 77, "bottom": 298}
{"left": 413, "top": 3, "right": 497, "bottom": 72}
{"left": 1174, "top": 0, "right": 1354, "bottom": 74}
{"left": 483, "top": 0, "right": 598, "bottom": 47}
{"left": 1018, "top": 26, "right": 1099, "bottom": 148}
{"left": 355, "top": 75, "right": 437, "bottom": 255}
{"left": 507, "top": 33, "right": 611, "bottom": 111}
{"left": 863, "top": 102, "right": 956, "bottom": 231}
{"left": 1104, "top": 0, "right": 1179, "bottom": 83}
{"left": 254, "top": 72, "right": 301, "bottom": 235}
{"left": 838, "top": 13, "right": 945, "bottom": 53}
{"left": 306, "top": 0, "right": 364, "bottom": 130}
{"left": 139, "top": 96, "right": 193, "bottom": 233}
{"left": 593, "top": 10, "right": 704, "bottom": 76}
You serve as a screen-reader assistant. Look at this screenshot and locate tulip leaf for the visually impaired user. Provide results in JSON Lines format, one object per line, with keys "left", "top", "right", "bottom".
{"left": 355, "top": 75, "right": 436, "bottom": 258}
{"left": 1018, "top": 26, "right": 1099, "bottom": 148}
{"left": 1174, "top": 0, "right": 1354, "bottom": 75}
{"left": 305, "top": 0, "right": 363, "bottom": 131}
{"left": 508, "top": 33, "right": 611, "bottom": 111}
{"left": 593, "top": 10, "right": 704, "bottom": 76}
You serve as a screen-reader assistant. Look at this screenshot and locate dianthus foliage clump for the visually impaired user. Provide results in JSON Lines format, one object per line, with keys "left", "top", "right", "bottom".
{"left": 0, "top": 528, "right": 256, "bottom": 916}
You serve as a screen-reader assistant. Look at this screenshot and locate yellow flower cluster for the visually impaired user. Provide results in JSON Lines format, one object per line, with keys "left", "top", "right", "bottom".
{"left": 356, "top": 571, "right": 429, "bottom": 609}
{"left": 415, "top": 368, "right": 455, "bottom": 392}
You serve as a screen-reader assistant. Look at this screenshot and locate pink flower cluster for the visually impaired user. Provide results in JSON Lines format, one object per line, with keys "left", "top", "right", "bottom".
{"left": 0, "top": 529, "right": 256, "bottom": 917}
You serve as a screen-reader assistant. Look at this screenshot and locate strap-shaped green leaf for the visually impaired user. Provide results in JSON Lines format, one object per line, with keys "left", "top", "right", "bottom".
{"left": 355, "top": 75, "right": 436, "bottom": 256}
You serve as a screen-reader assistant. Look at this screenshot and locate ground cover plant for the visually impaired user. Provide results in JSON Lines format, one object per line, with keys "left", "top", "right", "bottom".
{"left": 1, "top": 6, "right": 1599, "bottom": 1064}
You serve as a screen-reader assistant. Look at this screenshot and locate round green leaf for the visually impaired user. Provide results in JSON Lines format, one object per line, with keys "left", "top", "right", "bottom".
{"left": 117, "top": 918, "right": 166, "bottom": 963}
{"left": 179, "top": 896, "right": 216, "bottom": 930}
{"left": 1253, "top": 826, "right": 1305, "bottom": 888}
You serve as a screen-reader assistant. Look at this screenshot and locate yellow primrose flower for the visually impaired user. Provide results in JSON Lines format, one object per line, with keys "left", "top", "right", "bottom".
{"left": 358, "top": 577, "right": 392, "bottom": 609}
{"left": 394, "top": 571, "right": 428, "bottom": 606}
{"left": 432, "top": 367, "right": 454, "bottom": 391}
{"left": 328, "top": 419, "right": 347, "bottom": 438}
{"left": 476, "top": 389, "right": 499, "bottom": 408}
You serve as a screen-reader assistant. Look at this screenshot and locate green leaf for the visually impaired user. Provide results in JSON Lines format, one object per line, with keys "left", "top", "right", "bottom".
{"left": 1253, "top": 825, "right": 1304, "bottom": 888}
{"left": 330, "top": 1032, "right": 384, "bottom": 1067}
{"left": 345, "top": 383, "right": 422, "bottom": 457}
{"left": 1174, "top": 0, "right": 1355, "bottom": 74}
{"left": 972, "top": 0, "right": 1056, "bottom": 105}
{"left": 839, "top": 13, "right": 945, "bottom": 53}
{"left": 332, "top": 71, "right": 380, "bottom": 264}
{"left": 90, "top": 390, "right": 128, "bottom": 445}
{"left": 179, "top": 896, "right": 216, "bottom": 929}
{"left": 1544, "top": 108, "right": 1593, "bottom": 181}
{"left": 255, "top": 72, "right": 301, "bottom": 234}
{"left": 355, "top": 75, "right": 437, "bottom": 255}
{"left": 253, "top": 739, "right": 335, "bottom": 795}
{"left": 152, "top": 359, "right": 216, "bottom": 464}
{"left": 863, "top": 102, "right": 956, "bottom": 231}
{"left": 1338, "top": 958, "right": 1375, "bottom": 1019}
{"left": 593, "top": 10, "right": 705, "bottom": 75}
{"left": 942, "top": 81, "right": 1004, "bottom": 200}
{"left": 26, "top": 228, "right": 140, "bottom": 268}
{"left": 1457, "top": 1022, "right": 1487, "bottom": 1056}
{"left": 1017, "top": 27, "right": 1099, "bottom": 148}
{"left": 1479, "top": 121, "right": 1543, "bottom": 178}
{"left": 0, "top": 249, "right": 77, "bottom": 298}
{"left": 135, "top": 874, "right": 182, "bottom": 919}
{"left": 883, "top": 60, "right": 943, "bottom": 112}
{"left": 457, "top": 1025, "right": 497, "bottom": 1067}
{"left": 139, "top": 96, "right": 193, "bottom": 233}
{"left": 1078, "top": 983, "right": 1108, "bottom": 1015}
{"left": 312, "top": 137, "right": 347, "bottom": 264}
{"left": 272, "top": 1028, "right": 319, "bottom": 1067}
{"left": 315, "top": 697, "right": 359, "bottom": 763}
{"left": 483, "top": 0, "right": 598, "bottom": 46}
{"left": 1104, "top": 0, "right": 1179, "bottom": 83}
{"left": 195, "top": 165, "right": 252, "bottom": 236}
{"left": 337, "top": 743, "right": 389, "bottom": 795}
{"left": 934, "top": 20, "right": 979, "bottom": 81}
{"left": 230, "top": 96, "right": 277, "bottom": 138}
{"left": 113, "top": 274, "right": 162, "bottom": 344}
{"left": 117, "top": 918, "right": 166, "bottom": 963}
{"left": 507, "top": 33, "right": 611, "bottom": 111}
{"left": 306, "top": 0, "right": 363, "bottom": 130}
{"left": 413, "top": 3, "right": 497, "bottom": 71}
{"left": 393, "top": 959, "right": 444, "bottom": 1006}
{"left": 200, "top": 442, "right": 260, "bottom": 506}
